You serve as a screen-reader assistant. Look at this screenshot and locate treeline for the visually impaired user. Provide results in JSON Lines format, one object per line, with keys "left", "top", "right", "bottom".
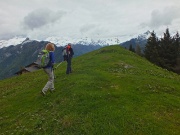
{"left": 129, "top": 28, "right": 180, "bottom": 74}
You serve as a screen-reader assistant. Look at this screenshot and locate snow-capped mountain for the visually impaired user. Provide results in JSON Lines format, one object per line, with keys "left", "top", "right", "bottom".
{"left": 137, "top": 30, "right": 151, "bottom": 40}
{"left": 45, "top": 36, "right": 120, "bottom": 46}
{"left": 0, "top": 39, "right": 102, "bottom": 80}
{"left": 0, "top": 36, "right": 121, "bottom": 49}
{"left": 121, "top": 31, "right": 151, "bottom": 49}
{"left": 0, "top": 36, "right": 26, "bottom": 48}
{"left": 0, "top": 30, "right": 152, "bottom": 49}
{"left": 0, "top": 31, "right": 149, "bottom": 80}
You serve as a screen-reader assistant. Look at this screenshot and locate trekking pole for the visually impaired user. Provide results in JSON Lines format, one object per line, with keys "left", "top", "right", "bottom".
{"left": 53, "top": 61, "right": 63, "bottom": 80}
{"left": 55, "top": 61, "right": 63, "bottom": 69}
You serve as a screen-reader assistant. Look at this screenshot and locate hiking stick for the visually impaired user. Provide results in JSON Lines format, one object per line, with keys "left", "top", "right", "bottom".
{"left": 53, "top": 61, "right": 64, "bottom": 80}
{"left": 55, "top": 61, "right": 63, "bottom": 69}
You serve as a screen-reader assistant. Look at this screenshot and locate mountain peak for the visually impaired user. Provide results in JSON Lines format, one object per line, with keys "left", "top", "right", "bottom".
{"left": 0, "top": 31, "right": 151, "bottom": 49}
{"left": 0, "top": 36, "right": 26, "bottom": 48}
{"left": 137, "top": 30, "right": 151, "bottom": 40}
{"left": 144, "top": 30, "right": 151, "bottom": 35}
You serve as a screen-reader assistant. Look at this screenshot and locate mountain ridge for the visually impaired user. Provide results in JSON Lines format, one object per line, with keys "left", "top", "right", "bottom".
{"left": 0, "top": 41, "right": 101, "bottom": 80}
{"left": 0, "top": 36, "right": 118, "bottom": 49}
{"left": 0, "top": 31, "right": 152, "bottom": 49}
{"left": 0, "top": 31, "right": 157, "bottom": 80}
{"left": 121, "top": 30, "right": 151, "bottom": 49}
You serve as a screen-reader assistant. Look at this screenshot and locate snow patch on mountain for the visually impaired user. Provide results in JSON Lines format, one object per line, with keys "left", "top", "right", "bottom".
{"left": 0, "top": 31, "right": 151, "bottom": 49}
{"left": 137, "top": 30, "right": 151, "bottom": 40}
{"left": 0, "top": 36, "right": 121, "bottom": 49}
{"left": 0, "top": 37, "right": 26, "bottom": 48}
{"left": 45, "top": 36, "right": 120, "bottom": 47}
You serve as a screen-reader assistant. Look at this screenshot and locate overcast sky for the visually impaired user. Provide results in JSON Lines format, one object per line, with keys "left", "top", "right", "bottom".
{"left": 0, "top": 0, "right": 180, "bottom": 41}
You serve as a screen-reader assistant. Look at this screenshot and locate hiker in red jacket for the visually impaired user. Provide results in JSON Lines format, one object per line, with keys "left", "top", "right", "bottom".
{"left": 66, "top": 43, "right": 74, "bottom": 74}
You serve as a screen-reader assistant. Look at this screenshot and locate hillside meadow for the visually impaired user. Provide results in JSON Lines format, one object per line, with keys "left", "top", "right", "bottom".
{"left": 0, "top": 45, "right": 180, "bottom": 135}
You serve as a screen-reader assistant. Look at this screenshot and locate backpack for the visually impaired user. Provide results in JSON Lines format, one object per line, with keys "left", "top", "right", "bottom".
{"left": 62, "top": 48, "right": 67, "bottom": 61}
{"left": 36, "top": 49, "right": 50, "bottom": 68}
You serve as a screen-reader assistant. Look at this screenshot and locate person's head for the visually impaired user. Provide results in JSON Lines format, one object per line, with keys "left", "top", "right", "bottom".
{"left": 67, "top": 43, "right": 71, "bottom": 49}
{"left": 45, "top": 43, "right": 55, "bottom": 51}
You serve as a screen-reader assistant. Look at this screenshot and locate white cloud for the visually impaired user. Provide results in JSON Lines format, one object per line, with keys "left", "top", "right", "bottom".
{"left": 141, "top": 6, "right": 180, "bottom": 29}
{"left": 23, "top": 8, "right": 66, "bottom": 30}
{"left": 0, "top": 0, "right": 180, "bottom": 41}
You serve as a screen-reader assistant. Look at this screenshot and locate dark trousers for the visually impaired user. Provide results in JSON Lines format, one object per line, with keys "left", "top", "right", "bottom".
{"left": 66, "top": 57, "right": 72, "bottom": 74}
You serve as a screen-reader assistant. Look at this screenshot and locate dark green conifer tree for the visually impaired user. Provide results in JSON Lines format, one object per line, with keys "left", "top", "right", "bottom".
{"left": 159, "top": 28, "right": 175, "bottom": 70}
{"left": 129, "top": 44, "right": 135, "bottom": 52}
{"left": 144, "top": 29, "right": 180, "bottom": 73}
{"left": 144, "top": 31, "right": 160, "bottom": 65}
{"left": 173, "top": 32, "right": 179, "bottom": 62}
{"left": 173, "top": 32, "right": 180, "bottom": 73}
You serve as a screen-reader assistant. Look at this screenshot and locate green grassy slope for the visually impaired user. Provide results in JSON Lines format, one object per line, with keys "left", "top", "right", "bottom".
{"left": 0, "top": 45, "right": 180, "bottom": 135}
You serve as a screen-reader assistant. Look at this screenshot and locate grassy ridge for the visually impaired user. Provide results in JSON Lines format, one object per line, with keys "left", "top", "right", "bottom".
{"left": 0, "top": 45, "right": 180, "bottom": 135}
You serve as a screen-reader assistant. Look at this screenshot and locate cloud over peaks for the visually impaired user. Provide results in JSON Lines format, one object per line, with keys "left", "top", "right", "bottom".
{"left": 23, "top": 8, "right": 66, "bottom": 30}
{"left": 140, "top": 6, "right": 180, "bottom": 29}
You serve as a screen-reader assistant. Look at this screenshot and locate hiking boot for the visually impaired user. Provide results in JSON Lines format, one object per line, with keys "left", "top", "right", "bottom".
{"left": 41, "top": 91, "right": 46, "bottom": 96}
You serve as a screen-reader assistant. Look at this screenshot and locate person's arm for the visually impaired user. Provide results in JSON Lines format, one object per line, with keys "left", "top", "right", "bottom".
{"left": 71, "top": 48, "right": 74, "bottom": 56}
{"left": 51, "top": 52, "right": 55, "bottom": 64}
{"left": 50, "top": 52, "right": 55, "bottom": 66}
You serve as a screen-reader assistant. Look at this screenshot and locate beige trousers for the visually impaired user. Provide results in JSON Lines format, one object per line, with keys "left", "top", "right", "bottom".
{"left": 42, "top": 68, "right": 54, "bottom": 93}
